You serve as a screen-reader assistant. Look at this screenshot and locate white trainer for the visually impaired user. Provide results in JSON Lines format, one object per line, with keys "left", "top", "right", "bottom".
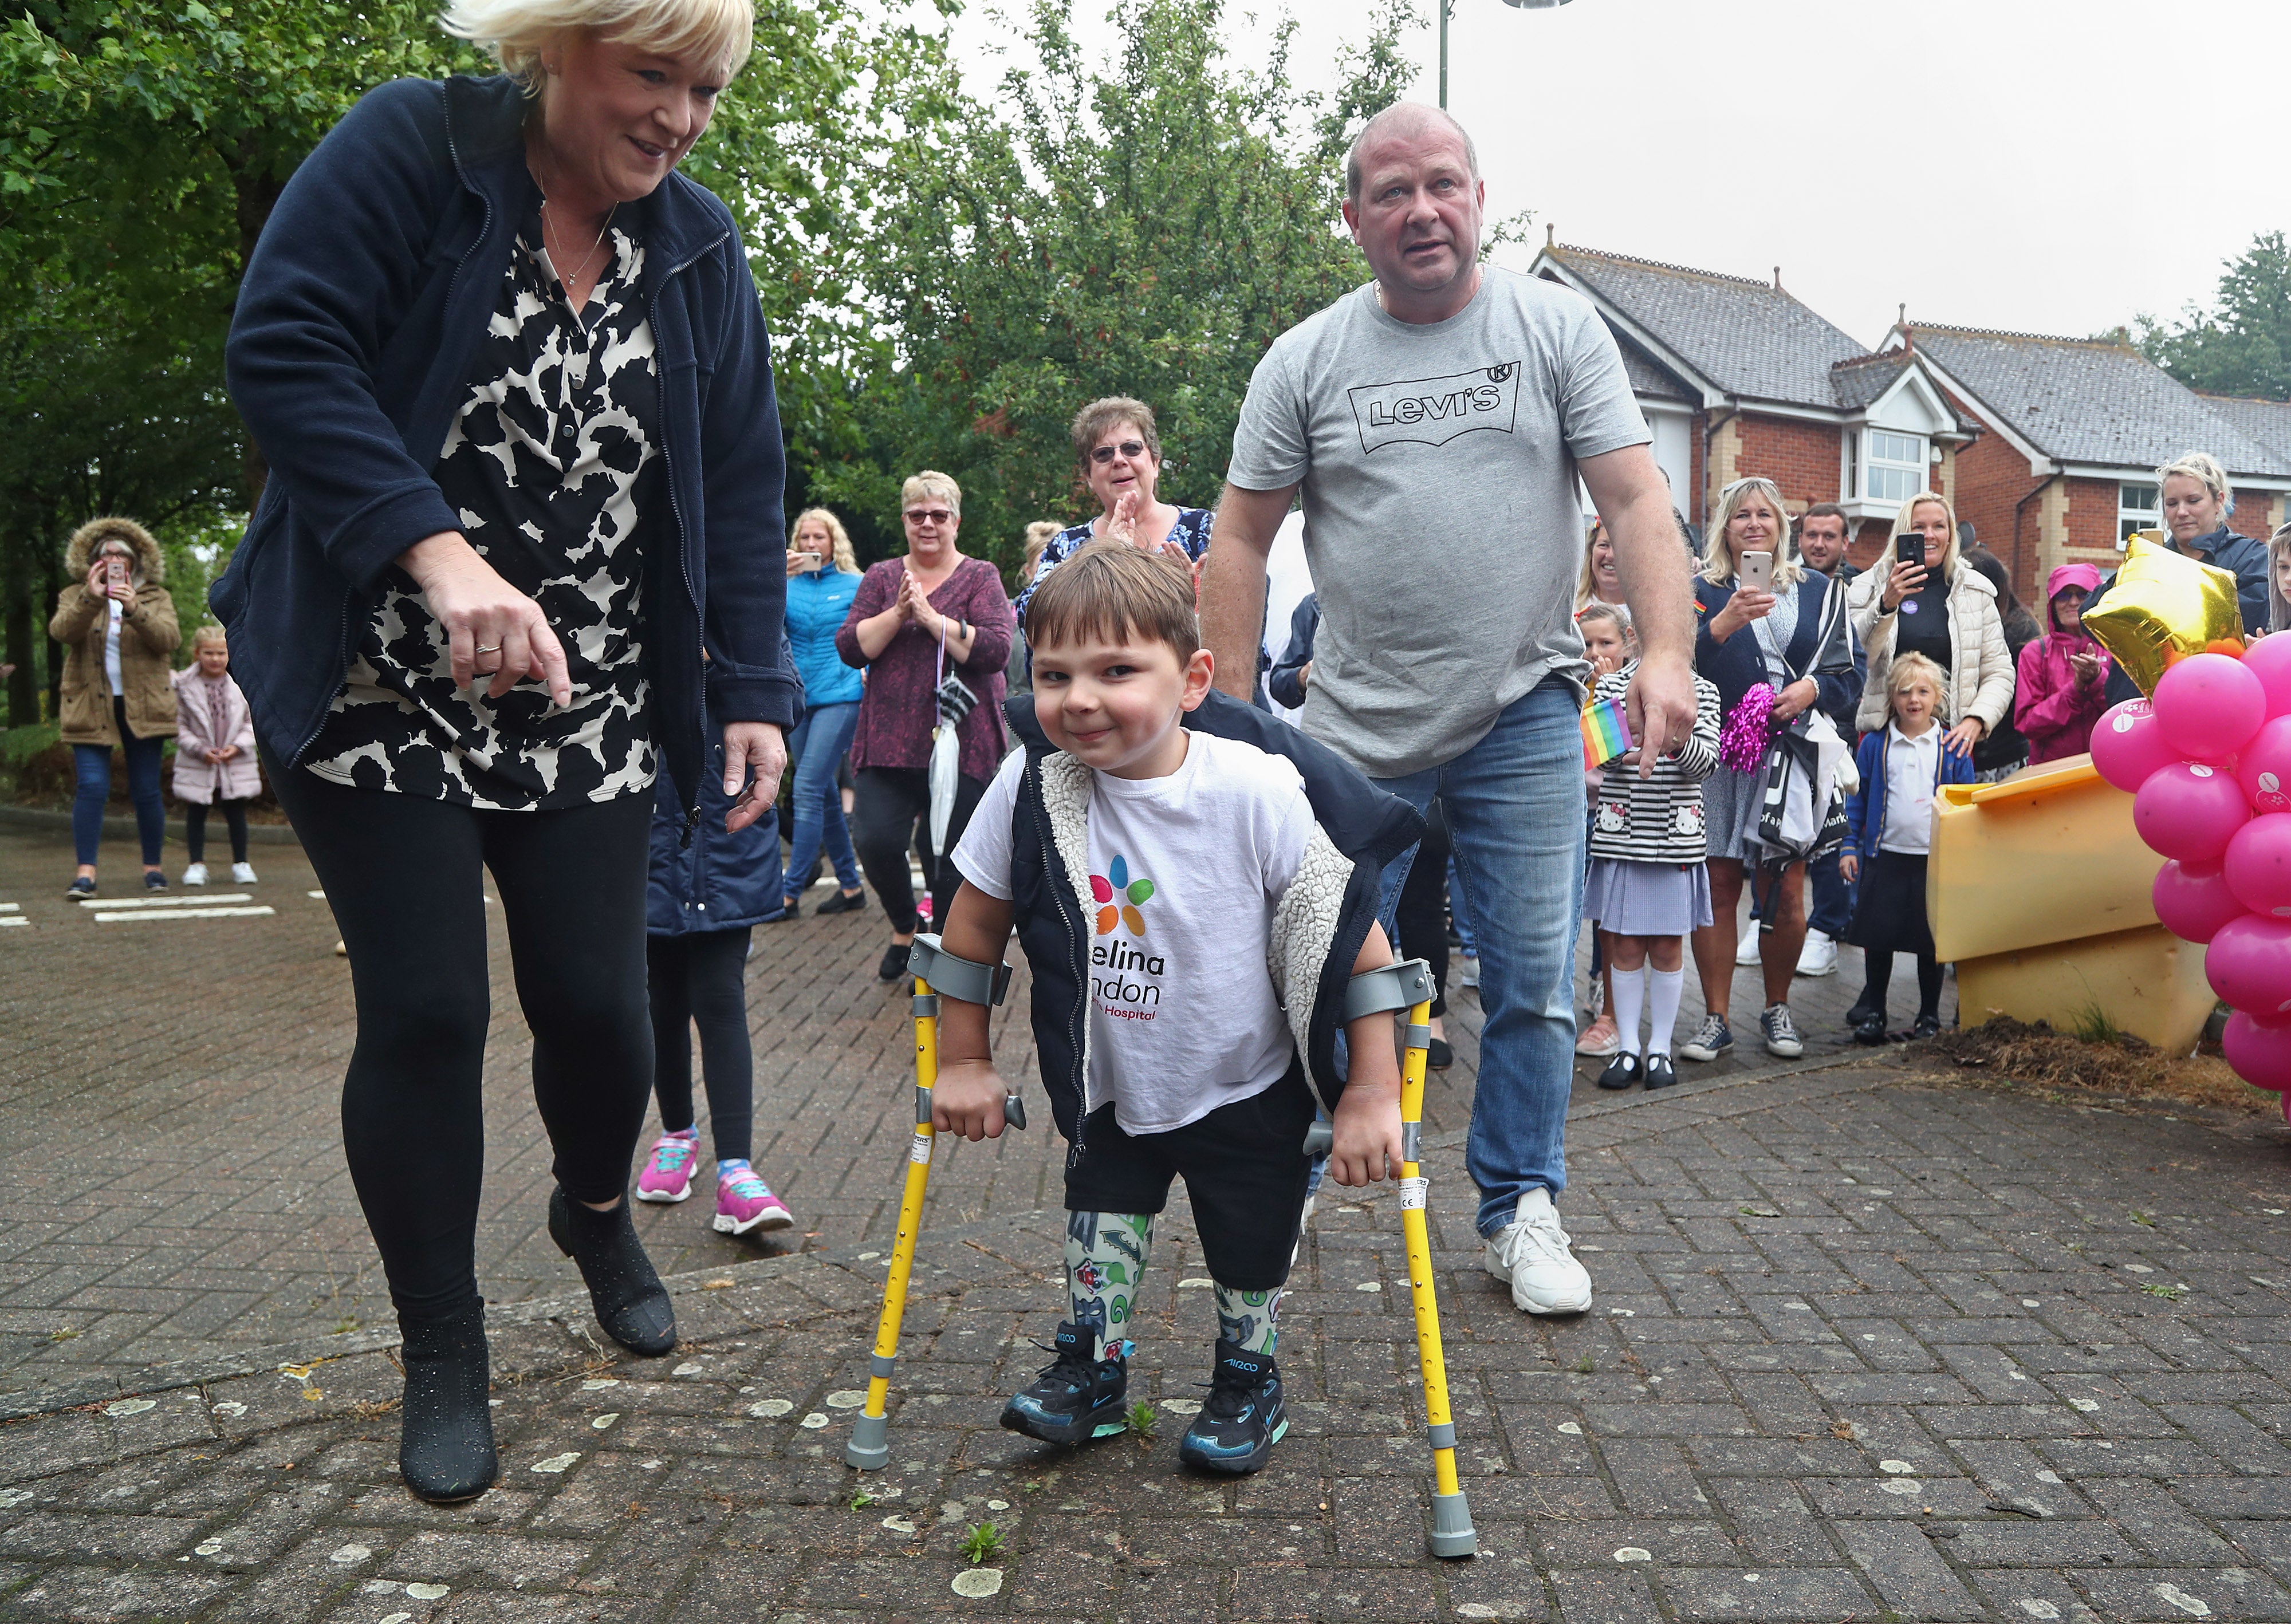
{"left": 230, "top": 861, "right": 258, "bottom": 884}
{"left": 1735, "top": 923, "right": 1761, "bottom": 965}
{"left": 1483, "top": 1188, "right": 1593, "bottom": 1315}
{"left": 180, "top": 863, "right": 208, "bottom": 886}
{"left": 1796, "top": 929, "right": 1837, "bottom": 977}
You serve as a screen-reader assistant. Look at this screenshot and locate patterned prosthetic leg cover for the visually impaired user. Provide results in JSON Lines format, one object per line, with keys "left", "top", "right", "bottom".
{"left": 1214, "top": 1283, "right": 1281, "bottom": 1355}
{"left": 1067, "top": 1211, "right": 1155, "bottom": 1361}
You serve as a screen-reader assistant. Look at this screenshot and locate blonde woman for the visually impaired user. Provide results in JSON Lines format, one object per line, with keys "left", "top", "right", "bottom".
{"left": 1844, "top": 491, "right": 2011, "bottom": 759}
{"left": 780, "top": 507, "right": 868, "bottom": 915}
{"left": 216, "top": 0, "right": 793, "bottom": 1503}
{"left": 1683, "top": 477, "right": 1859, "bottom": 1065}
{"left": 834, "top": 471, "right": 1015, "bottom": 981}
{"left": 2088, "top": 451, "right": 2269, "bottom": 707}
{"left": 1575, "top": 517, "right": 1630, "bottom": 620}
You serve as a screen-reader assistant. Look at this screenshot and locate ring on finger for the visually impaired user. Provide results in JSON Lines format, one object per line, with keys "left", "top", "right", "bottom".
{"left": 474, "top": 643, "right": 502, "bottom": 654}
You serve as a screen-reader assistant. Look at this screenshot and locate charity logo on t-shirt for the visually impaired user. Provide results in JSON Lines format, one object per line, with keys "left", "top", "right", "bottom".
{"left": 1346, "top": 361, "right": 1520, "bottom": 454}
{"left": 1091, "top": 854, "right": 1164, "bottom": 1023}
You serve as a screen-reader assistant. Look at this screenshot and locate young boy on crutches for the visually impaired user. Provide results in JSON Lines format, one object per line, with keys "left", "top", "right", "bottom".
{"left": 923, "top": 540, "right": 1426, "bottom": 1475}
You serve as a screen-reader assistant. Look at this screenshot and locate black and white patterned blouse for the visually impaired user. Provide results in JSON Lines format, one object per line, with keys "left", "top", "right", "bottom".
{"left": 306, "top": 202, "right": 662, "bottom": 809}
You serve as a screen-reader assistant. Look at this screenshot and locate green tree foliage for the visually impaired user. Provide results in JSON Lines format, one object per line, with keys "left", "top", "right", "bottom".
{"left": 2139, "top": 231, "right": 2291, "bottom": 400}
{"left": 808, "top": 0, "right": 1416, "bottom": 573}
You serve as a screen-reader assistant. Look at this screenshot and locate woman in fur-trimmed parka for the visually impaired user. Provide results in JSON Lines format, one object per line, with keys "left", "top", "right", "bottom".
{"left": 49, "top": 517, "right": 180, "bottom": 897}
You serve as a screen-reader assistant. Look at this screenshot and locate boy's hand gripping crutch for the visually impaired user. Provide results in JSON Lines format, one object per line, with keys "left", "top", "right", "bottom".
{"left": 845, "top": 933, "right": 1022, "bottom": 1471}
{"left": 1304, "top": 957, "right": 1477, "bottom": 1558}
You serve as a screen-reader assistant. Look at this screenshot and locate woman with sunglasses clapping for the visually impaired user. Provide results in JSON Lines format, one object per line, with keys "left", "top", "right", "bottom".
{"left": 1015, "top": 397, "right": 1214, "bottom": 625}
{"left": 836, "top": 471, "right": 1017, "bottom": 982}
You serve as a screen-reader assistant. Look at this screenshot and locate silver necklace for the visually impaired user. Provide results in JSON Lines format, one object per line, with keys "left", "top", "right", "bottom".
{"left": 540, "top": 195, "right": 615, "bottom": 293}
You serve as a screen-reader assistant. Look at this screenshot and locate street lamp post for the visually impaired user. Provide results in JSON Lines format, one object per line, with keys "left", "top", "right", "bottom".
{"left": 1442, "top": 0, "right": 1572, "bottom": 111}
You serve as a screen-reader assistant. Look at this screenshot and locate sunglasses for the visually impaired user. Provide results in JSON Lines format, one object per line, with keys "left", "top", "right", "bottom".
{"left": 903, "top": 508, "right": 954, "bottom": 525}
{"left": 1090, "top": 440, "right": 1148, "bottom": 466}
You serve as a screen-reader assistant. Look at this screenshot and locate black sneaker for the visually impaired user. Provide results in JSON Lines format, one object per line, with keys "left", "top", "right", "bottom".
{"left": 817, "top": 889, "right": 868, "bottom": 916}
{"left": 142, "top": 870, "right": 168, "bottom": 892}
{"left": 1642, "top": 1053, "right": 1678, "bottom": 1090}
{"left": 65, "top": 876, "right": 95, "bottom": 901}
{"left": 999, "top": 1321, "right": 1129, "bottom": 1446}
{"left": 1178, "top": 1338, "right": 1288, "bottom": 1475}
{"left": 876, "top": 942, "right": 911, "bottom": 983}
{"left": 1595, "top": 1053, "right": 1642, "bottom": 1091}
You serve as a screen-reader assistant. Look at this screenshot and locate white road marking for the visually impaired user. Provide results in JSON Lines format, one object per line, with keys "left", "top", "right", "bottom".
{"left": 91, "top": 906, "right": 275, "bottom": 923}
{"left": 84, "top": 892, "right": 253, "bottom": 910}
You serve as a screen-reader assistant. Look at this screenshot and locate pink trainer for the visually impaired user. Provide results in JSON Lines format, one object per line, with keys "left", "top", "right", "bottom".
{"left": 636, "top": 1132, "right": 698, "bottom": 1203}
{"left": 714, "top": 1169, "right": 794, "bottom": 1236}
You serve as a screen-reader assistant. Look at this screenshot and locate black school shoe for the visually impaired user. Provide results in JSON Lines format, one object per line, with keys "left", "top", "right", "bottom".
{"left": 877, "top": 942, "right": 911, "bottom": 983}
{"left": 1642, "top": 1053, "right": 1679, "bottom": 1090}
{"left": 1852, "top": 1011, "right": 1890, "bottom": 1046}
{"left": 1179, "top": 1338, "right": 1288, "bottom": 1475}
{"left": 1427, "top": 1036, "right": 1454, "bottom": 1071}
{"left": 1000, "top": 1321, "right": 1129, "bottom": 1446}
{"left": 546, "top": 1188, "right": 677, "bottom": 1357}
{"left": 397, "top": 1302, "right": 498, "bottom": 1504}
{"left": 1908, "top": 1014, "right": 1943, "bottom": 1040}
{"left": 1595, "top": 1053, "right": 1642, "bottom": 1091}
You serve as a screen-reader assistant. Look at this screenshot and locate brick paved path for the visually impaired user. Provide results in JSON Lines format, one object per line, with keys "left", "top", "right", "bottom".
{"left": 0, "top": 822, "right": 1907, "bottom": 1405}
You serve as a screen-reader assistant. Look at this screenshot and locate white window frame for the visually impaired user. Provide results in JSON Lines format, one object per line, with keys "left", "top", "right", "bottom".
{"left": 2117, "top": 481, "right": 2160, "bottom": 549}
{"left": 1860, "top": 428, "right": 1930, "bottom": 506}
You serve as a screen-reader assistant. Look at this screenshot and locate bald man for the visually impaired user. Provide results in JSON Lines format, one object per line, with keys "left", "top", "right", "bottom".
{"left": 1199, "top": 103, "right": 1696, "bottom": 1318}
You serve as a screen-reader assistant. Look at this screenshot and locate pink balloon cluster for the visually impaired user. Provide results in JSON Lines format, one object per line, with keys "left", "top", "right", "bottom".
{"left": 2104, "top": 639, "right": 2291, "bottom": 1100}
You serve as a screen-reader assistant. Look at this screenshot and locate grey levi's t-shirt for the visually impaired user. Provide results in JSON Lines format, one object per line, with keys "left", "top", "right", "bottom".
{"left": 1227, "top": 266, "right": 1650, "bottom": 778}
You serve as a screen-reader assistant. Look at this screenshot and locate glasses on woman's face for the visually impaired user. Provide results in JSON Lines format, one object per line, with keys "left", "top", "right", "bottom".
{"left": 1090, "top": 441, "right": 1147, "bottom": 466}
{"left": 904, "top": 508, "right": 954, "bottom": 526}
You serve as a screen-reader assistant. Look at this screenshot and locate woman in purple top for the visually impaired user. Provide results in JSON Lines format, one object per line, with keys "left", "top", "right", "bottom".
{"left": 836, "top": 471, "right": 1015, "bottom": 982}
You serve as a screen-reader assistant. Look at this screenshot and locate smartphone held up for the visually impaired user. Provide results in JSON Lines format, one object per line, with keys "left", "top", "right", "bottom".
{"left": 1737, "top": 550, "right": 1773, "bottom": 594}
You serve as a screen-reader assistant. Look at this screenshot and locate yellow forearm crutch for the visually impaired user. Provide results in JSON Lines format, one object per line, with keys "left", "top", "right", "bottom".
{"left": 1312, "top": 957, "right": 1477, "bottom": 1557}
{"left": 846, "top": 934, "right": 1018, "bottom": 1471}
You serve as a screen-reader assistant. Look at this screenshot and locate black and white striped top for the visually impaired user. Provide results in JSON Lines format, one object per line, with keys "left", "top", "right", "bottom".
{"left": 1586, "top": 664, "right": 1723, "bottom": 865}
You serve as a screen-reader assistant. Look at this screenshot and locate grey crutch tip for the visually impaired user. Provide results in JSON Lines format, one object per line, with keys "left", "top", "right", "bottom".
{"left": 1428, "top": 1491, "right": 1477, "bottom": 1558}
{"left": 844, "top": 1412, "right": 890, "bottom": 1471}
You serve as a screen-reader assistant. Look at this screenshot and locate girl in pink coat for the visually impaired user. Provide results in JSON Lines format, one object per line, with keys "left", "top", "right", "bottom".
{"left": 2013, "top": 564, "right": 2112, "bottom": 766}
{"left": 172, "top": 627, "right": 262, "bottom": 885}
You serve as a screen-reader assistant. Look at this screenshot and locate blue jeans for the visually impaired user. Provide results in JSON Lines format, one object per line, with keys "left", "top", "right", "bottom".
{"left": 73, "top": 698, "right": 166, "bottom": 868}
{"left": 1372, "top": 683, "right": 1585, "bottom": 1237}
{"left": 780, "top": 700, "right": 862, "bottom": 901}
{"left": 1806, "top": 846, "right": 1851, "bottom": 940}
{"left": 1447, "top": 856, "right": 1477, "bottom": 955}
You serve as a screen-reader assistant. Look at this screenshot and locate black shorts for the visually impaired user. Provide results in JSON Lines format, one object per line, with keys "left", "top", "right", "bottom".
{"left": 1062, "top": 1061, "right": 1316, "bottom": 1292}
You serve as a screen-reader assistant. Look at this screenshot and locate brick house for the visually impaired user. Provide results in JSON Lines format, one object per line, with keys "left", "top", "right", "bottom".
{"left": 1891, "top": 325, "right": 2291, "bottom": 601}
{"left": 1528, "top": 239, "right": 1977, "bottom": 572}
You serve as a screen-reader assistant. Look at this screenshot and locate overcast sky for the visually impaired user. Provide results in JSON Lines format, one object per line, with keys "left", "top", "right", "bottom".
{"left": 940, "top": 0, "right": 2288, "bottom": 354}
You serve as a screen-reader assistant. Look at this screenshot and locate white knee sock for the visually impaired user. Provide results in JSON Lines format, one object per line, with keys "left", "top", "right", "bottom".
{"left": 1646, "top": 967, "right": 1686, "bottom": 1057}
{"left": 1609, "top": 965, "right": 1647, "bottom": 1057}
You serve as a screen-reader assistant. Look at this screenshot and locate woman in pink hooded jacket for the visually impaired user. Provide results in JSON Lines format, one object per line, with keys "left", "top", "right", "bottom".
{"left": 2014, "top": 563, "right": 2112, "bottom": 764}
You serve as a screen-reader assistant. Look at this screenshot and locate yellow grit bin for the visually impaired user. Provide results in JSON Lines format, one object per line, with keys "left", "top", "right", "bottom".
{"left": 1926, "top": 755, "right": 2215, "bottom": 1054}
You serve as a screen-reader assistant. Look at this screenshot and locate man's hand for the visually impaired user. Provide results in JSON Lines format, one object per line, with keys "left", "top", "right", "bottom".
{"left": 722, "top": 722, "right": 788, "bottom": 833}
{"left": 1328, "top": 1078, "right": 1402, "bottom": 1187}
{"left": 932, "top": 1058, "right": 1010, "bottom": 1142}
{"left": 1625, "top": 652, "right": 1698, "bottom": 781}
{"left": 1200, "top": 482, "right": 1294, "bottom": 699}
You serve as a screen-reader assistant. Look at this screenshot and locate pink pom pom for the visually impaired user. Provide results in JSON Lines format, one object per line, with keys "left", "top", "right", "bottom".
{"left": 1720, "top": 684, "right": 1776, "bottom": 775}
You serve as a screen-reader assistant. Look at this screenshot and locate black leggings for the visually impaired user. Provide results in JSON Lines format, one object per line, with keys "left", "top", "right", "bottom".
{"left": 1860, "top": 950, "right": 1946, "bottom": 1023}
{"left": 1394, "top": 798, "right": 1451, "bottom": 1018}
{"left": 646, "top": 929, "right": 753, "bottom": 1162}
{"left": 185, "top": 799, "right": 249, "bottom": 865}
{"left": 267, "top": 752, "right": 654, "bottom": 1323}
{"left": 851, "top": 764, "right": 987, "bottom": 933}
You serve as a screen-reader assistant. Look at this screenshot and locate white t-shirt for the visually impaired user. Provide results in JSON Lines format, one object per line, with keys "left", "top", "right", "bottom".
{"left": 954, "top": 730, "right": 1316, "bottom": 1136}
{"left": 104, "top": 600, "right": 123, "bottom": 694}
{"left": 1879, "top": 724, "right": 1942, "bottom": 855}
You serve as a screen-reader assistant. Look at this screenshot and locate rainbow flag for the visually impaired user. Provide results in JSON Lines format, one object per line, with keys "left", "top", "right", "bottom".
{"left": 1581, "top": 696, "right": 1632, "bottom": 769}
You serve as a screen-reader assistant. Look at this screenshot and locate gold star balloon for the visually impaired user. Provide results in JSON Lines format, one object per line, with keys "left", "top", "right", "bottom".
{"left": 2083, "top": 533, "right": 2245, "bottom": 696}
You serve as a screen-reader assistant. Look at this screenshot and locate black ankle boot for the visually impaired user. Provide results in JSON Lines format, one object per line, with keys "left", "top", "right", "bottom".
{"left": 548, "top": 1187, "right": 677, "bottom": 1357}
{"left": 398, "top": 1303, "right": 497, "bottom": 1504}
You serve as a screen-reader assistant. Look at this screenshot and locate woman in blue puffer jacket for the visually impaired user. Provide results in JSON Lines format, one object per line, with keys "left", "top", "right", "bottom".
{"left": 778, "top": 508, "right": 868, "bottom": 916}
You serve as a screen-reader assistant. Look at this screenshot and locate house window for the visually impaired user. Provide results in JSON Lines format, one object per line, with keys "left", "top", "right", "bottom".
{"left": 1863, "top": 429, "right": 1929, "bottom": 504}
{"left": 2119, "top": 482, "right": 2160, "bottom": 546}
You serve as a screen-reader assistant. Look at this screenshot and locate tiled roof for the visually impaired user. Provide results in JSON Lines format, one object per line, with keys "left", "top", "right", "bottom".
{"left": 1828, "top": 353, "right": 1911, "bottom": 411}
{"left": 2198, "top": 393, "right": 2291, "bottom": 471}
{"left": 1540, "top": 244, "right": 1869, "bottom": 411}
{"left": 1906, "top": 324, "right": 2286, "bottom": 476}
{"left": 1617, "top": 338, "right": 1693, "bottom": 402}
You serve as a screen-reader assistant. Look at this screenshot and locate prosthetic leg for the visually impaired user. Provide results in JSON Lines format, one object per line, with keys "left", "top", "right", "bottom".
{"left": 1310, "top": 959, "right": 1478, "bottom": 1559}
{"left": 847, "top": 935, "right": 1019, "bottom": 1471}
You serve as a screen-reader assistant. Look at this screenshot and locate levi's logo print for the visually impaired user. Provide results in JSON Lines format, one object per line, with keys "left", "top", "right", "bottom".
{"left": 1090, "top": 855, "right": 1162, "bottom": 1022}
{"left": 1348, "top": 362, "right": 1520, "bottom": 454}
